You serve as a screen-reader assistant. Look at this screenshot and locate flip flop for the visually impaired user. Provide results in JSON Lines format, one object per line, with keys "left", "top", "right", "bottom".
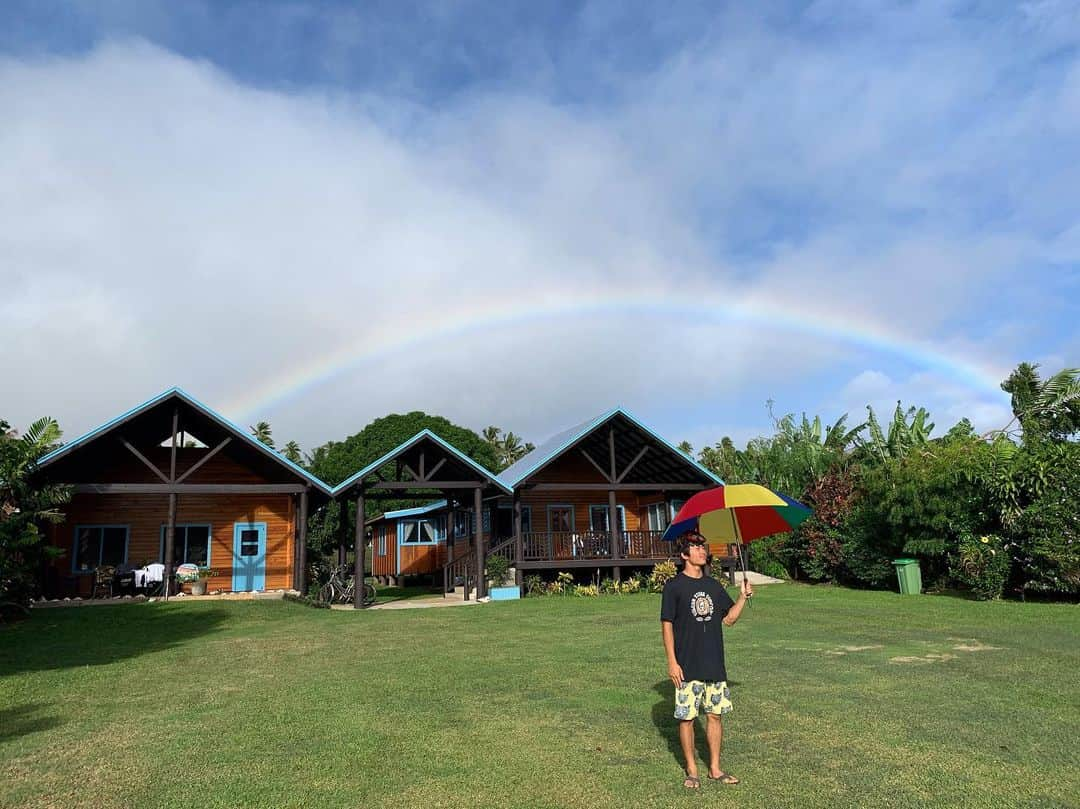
{"left": 683, "top": 775, "right": 701, "bottom": 789}
{"left": 708, "top": 772, "right": 739, "bottom": 785}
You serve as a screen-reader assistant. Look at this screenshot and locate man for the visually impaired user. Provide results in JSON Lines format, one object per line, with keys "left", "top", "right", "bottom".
{"left": 661, "top": 533, "right": 752, "bottom": 789}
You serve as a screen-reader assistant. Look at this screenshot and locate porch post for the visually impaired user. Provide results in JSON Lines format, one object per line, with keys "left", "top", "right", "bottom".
{"left": 608, "top": 428, "right": 622, "bottom": 582}
{"left": 162, "top": 407, "right": 179, "bottom": 600}
{"left": 297, "top": 487, "right": 309, "bottom": 595}
{"left": 446, "top": 503, "right": 456, "bottom": 594}
{"left": 609, "top": 488, "right": 621, "bottom": 583}
{"left": 513, "top": 491, "right": 523, "bottom": 589}
{"left": 354, "top": 490, "right": 367, "bottom": 609}
{"left": 474, "top": 486, "right": 485, "bottom": 599}
{"left": 337, "top": 502, "right": 348, "bottom": 566}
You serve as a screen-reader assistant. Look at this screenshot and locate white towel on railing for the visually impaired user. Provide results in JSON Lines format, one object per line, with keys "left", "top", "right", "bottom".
{"left": 133, "top": 564, "right": 166, "bottom": 587}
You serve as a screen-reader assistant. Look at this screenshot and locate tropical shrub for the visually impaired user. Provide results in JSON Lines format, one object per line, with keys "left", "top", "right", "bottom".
{"left": 619, "top": 576, "right": 643, "bottom": 594}
{"left": 949, "top": 533, "right": 1010, "bottom": 600}
{"left": 485, "top": 554, "right": 510, "bottom": 587}
{"left": 649, "top": 560, "right": 678, "bottom": 592}
{"left": 573, "top": 583, "right": 599, "bottom": 597}
{"left": 1, "top": 418, "right": 69, "bottom": 607}
{"left": 524, "top": 574, "right": 544, "bottom": 596}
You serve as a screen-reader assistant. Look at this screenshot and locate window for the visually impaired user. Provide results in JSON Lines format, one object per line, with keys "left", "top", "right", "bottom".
{"left": 238, "top": 530, "right": 260, "bottom": 556}
{"left": 670, "top": 500, "right": 686, "bottom": 520}
{"left": 454, "top": 512, "right": 472, "bottom": 538}
{"left": 589, "top": 505, "right": 626, "bottom": 532}
{"left": 646, "top": 502, "right": 670, "bottom": 531}
{"left": 548, "top": 505, "right": 574, "bottom": 532}
{"left": 378, "top": 530, "right": 387, "bottom": 556}
{"left": 520, "top": 506, "right": 532, "bottom": 534}
{"left": 73, "top": 526, "right": 128, "bottom": 572}
{"left": 159, "top": 525, "right": 212, "bottom": 566}
{"left": 482, "top": 509, "right": 491, "bottom": 533}
{"left": 401, "top": 519, "right": 439, "bottom": 544}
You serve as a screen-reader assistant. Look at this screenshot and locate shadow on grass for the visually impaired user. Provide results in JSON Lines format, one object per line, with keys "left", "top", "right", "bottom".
{"left": 0, "top": 703, "right": 64, "bottom": 743}
{"left": 651, "top": 680, "right": 743, "bottom": 775}
{"left": 0, "top": 603, "right": 231, "bottom": 678}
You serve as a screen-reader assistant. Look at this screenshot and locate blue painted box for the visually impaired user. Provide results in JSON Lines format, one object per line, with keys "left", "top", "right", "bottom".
{"left": 490, "top": 585, "right": 520, "bottom": 601}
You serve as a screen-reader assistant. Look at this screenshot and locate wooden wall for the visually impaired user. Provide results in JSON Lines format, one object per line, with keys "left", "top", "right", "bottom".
{"left": 371, "top": 523, "right": 397, "bottom": 578}
{"left": 369, "top": 519, "right": 447, "bottom": 577}
{"left": 45, "top": 493, "right": 295, "bottom": 597}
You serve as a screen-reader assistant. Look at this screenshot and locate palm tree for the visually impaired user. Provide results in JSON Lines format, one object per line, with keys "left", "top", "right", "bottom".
{"left": 998, "top": 363, "right": 1080, "bottom": 442}
{"left": 281, "top": 441, "right": 303, "bottom": 464}
{"left": 250, "top": 421, "right": 274, "bottom": 448}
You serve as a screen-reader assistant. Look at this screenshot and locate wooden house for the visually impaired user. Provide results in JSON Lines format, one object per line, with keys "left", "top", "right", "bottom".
{"left": 34, "top": 388, "right": 332, "bottom": 598}
{"left": 352, "top": 408, "right": 724, "bottom": 597}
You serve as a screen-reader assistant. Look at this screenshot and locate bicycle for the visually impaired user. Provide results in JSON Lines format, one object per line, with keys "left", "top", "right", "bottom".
{"left": 317, "top": 563, "right": 376, "bottom": 607}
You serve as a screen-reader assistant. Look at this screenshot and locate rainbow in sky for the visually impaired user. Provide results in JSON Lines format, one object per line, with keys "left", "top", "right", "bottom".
{"left": 221, "top": 285, "right": 1010, "bottom": 421}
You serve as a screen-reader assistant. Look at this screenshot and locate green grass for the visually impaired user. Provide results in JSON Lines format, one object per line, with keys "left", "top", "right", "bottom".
{"left": 1, "top": 586, "right": 1078, "bottom": 808}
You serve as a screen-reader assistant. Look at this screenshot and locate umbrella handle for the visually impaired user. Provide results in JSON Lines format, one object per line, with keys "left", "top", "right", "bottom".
{"left": 739, "top": 543, "right": 753, "bottom": 608}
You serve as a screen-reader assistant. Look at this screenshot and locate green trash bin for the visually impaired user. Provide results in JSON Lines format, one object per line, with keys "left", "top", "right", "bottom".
{"left": 892, "top": 558, "right": 922, "bottom": 595}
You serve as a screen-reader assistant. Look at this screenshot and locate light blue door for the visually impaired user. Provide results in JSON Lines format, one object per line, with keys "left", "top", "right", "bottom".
{"left": 232, "top": 523, "right": 267, "bottom": 592}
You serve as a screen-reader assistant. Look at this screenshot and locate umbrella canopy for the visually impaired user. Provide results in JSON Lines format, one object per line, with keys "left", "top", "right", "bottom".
{"left": 662, "top": 483, "right": 812, "bottom": 544}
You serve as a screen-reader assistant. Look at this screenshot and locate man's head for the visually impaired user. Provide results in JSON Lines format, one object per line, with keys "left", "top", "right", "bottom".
{"left": 677, "top": 532, "right": 710, "bottom": 567}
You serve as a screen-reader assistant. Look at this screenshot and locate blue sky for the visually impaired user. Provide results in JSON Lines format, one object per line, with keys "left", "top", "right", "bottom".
{"left": 2, "top": 1, "right": 1078, "bottom": 453}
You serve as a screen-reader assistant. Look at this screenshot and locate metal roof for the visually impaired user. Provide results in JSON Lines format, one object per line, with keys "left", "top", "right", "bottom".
{"left": 332, "top": 429, "right": 511, "bottom": 497}
{"left": 496, "top": 407, "right": 723, "bottom": 488}
{"left": 35, "top": 387, "right": 334, "bottom": 496}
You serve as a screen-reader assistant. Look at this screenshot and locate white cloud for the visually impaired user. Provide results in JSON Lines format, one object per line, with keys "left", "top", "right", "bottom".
{"left": 1, "top": 23, "right": 1073, "bottom": 452}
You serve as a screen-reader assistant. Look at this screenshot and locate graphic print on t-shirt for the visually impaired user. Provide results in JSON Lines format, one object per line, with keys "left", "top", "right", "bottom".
{"left": 690, "top": 591, "right": 714, "bottom": 622}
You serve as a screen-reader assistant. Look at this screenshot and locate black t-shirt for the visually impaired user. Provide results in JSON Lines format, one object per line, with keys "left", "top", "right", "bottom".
{"left": 660, "top": 571, "right": 736, "bottom": 682}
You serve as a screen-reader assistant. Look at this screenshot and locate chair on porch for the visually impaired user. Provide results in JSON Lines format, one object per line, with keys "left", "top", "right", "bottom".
{"left": 92, "top": 566, "right": 116, "bottom": 599}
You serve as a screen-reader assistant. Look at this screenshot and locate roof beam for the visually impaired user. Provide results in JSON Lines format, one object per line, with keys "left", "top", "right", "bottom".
{"left": 616, "top": 446, "right": 649, "bottom": 484}
{"left": 580, "top": 449, "right": 613, "bottom": 483}
{"left": 422, "top": 457, "right": 447, "bottom": 482}
{"left": 175, "top": 437, "right": 232, "bottom": 483}
{"left": 73, "top": 483, "right": 306, "bottom": 494}
{"left": 119, "top": 438, "right": 169, "bottom": 483}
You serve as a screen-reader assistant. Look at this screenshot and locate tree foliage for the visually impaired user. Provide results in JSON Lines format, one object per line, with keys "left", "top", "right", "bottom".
{"left": 999, "top": 363, "right": 1080, "bottom": 442}
{"left": 1, "top": 418, "right": 70, "bottom": 607}
{"left": 481, "top": 426, "right": 535, "bottom": 472}
{"left": 250, "top": 421, "right": 274, "bottom": 448}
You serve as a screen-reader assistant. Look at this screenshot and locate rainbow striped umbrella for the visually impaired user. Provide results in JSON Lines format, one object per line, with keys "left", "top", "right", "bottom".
{"left": 662, "top": 484, "right": 812, "bottom": 545}
{"left": 662, "top": 484, "right": 812, "bottom": 598}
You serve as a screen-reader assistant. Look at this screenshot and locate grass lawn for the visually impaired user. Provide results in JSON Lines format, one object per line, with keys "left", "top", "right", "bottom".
{"left": 1, "top": 585, "right": 1077, "bottom": 809}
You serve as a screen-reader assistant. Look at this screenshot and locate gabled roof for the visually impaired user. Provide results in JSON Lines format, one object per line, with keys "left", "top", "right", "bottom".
{"left": 36, "top": 387, "right": 334, "bottom": 496}
{"left": 496, "top": 407, "right": 723, "bottom": 488}
{"left": 332, "top": 429, "right": 511, "bottom": 497}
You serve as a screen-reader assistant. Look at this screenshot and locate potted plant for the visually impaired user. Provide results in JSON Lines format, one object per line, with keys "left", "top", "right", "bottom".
{"left": 176, "top": 565, "right": 216, "bottom": 595}
{"left": 485, "top": 555, "right": 519, "bottom": 601}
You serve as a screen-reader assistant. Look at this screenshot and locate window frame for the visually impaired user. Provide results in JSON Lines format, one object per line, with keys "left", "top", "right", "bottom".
{"left": 399, "top": 518, "right": 440, "bottom": 546}
{"left": 588, "top": 504, "right": 626, "bottom": 532}
{"left": 546, "top": 504, "right": 575, "bottom": 533}
{"left": 71, "top": 525, "right": 129, "bottom": 573}
{"left": 646, "top": 502, "right": 670, "bottom": 531}
{"left": 159, "top": 524, "right": 213, "bottom": 567}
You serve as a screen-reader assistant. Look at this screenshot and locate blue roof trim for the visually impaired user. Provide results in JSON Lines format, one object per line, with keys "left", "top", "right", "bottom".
{"left": 36, "top": 387, "right": 333, "bottom": 496}
{"left": 332, "top": 429, "right": 511, "bottom": 497}
{"left": 380, "top": 500, "right": 448, "bottom": 520}
{"left": 496, "top": 407, "right": 723, "bottom": 488}
{"left": 37, "top": 387, "right": 181, "bottom": 467}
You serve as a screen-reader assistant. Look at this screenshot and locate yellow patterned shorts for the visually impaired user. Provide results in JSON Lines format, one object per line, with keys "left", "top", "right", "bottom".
{"left": 673, "top": 680, "right": 732, "bottom": 721}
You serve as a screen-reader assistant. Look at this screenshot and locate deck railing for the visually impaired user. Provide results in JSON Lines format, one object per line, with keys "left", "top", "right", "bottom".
{"left": 520, "top": 530, "right": 668, "bottom": 561}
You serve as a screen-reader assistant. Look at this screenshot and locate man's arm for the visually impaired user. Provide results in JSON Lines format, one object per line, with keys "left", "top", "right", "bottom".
{"left": 722, "top": 579, "right": 754, "bottom": 627}
{"left": 661, "top": 621, "right": 684, "bottom": 687}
